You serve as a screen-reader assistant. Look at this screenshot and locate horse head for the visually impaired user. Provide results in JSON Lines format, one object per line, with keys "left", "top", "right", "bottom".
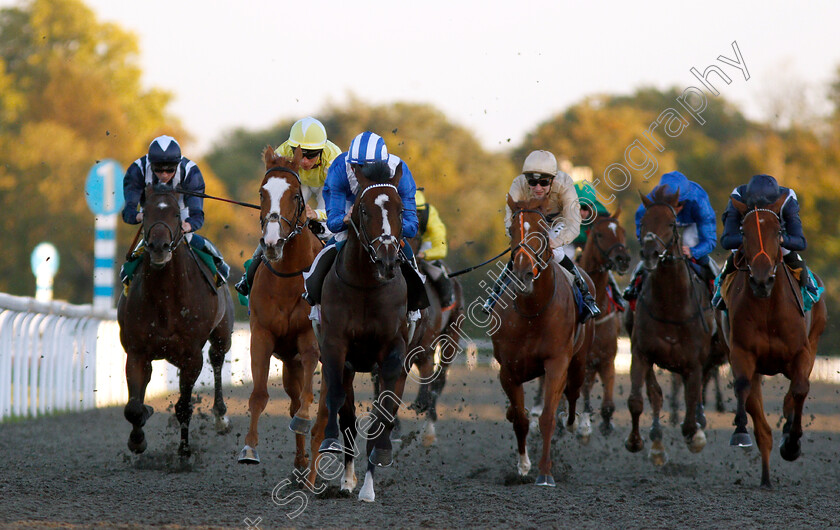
{"left": 733, "top": 194, "right": 786, "bottom": 298}
{"left": 638, "top": 188, "right": 683, "bottom": 270}
{"left": 587, "top": 206, "right": 631, "bottom": 274}
{"left": 507, "top": 194, "right": 553, "bottom": 295}
{"left": 351, "top": 162, "right": 404, "bottom": 281}
{"left": 143, "top": 184, "right": 184, "bottom": 268}
{"left": 259, "top": 146, "right": 304, "bottom": 262}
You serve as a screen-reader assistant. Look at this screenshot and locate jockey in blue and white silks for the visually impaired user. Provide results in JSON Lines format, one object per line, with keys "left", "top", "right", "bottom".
{"left": 623, "top": 170, "right": 718, "bottom": 301}
{"left": 712, "top": 174, "right": 818, "bottom": 309}
{"left": 121, "top": 135, "right": 229, "bottom": 283}
{"left": 303, "top": 131, "right": 426, "bottom": 318}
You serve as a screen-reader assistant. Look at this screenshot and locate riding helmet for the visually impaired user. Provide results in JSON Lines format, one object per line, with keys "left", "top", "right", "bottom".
{"left": 347, "top": 131, "right": 388, "bottom": 165}
{"left": 745, "top": 174, "right": 781, "bottom": 207}
{"left": 148, "top": 135, "right": 182, "bottom": 166}
{"left": 522, "top": 150, "right": 557, "bottom": 177}
{"left": 288, "top": 117, "right": 328, "bottom": 150}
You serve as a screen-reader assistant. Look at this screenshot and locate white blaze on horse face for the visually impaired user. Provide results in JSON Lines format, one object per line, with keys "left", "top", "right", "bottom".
{"left": 374, "top": 194, "right": 391, "bottom": 236}
{"left": 157, "top": 201, "right": 169, "bottom": 210}
{"left": 609, "top": 222, "right": 618, "bottom": 235}
{"left": 262, "top": 177, "right": 291, "bottom": 245}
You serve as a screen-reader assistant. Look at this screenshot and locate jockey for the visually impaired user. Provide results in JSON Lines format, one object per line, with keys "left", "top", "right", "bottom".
{"left": 481, "top": 150, "right": 601, "bottom": 322}
{"left": 302, "top": 131, "right": 428, "bottom": 319}
{"left": 234, "top": 117, "right": 341, "bottom": 297}
{"left": 415, "top": 189, "right": 455, "bottom": 306}
{"left": 122, "top": 135, "right": 229, "bottom": 284}
{"left": 622, "top": 170, "right": 717, "bottom": 302}
{"left": 712, "top": 174, "right": 817, "bottom": 309}
{"left": 569, "top": 179, "right": 627, "bottom": 311}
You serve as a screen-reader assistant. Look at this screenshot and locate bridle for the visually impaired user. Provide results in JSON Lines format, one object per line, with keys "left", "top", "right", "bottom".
{"left": 259, "top": 166, "right": 306, "bottom": 249}
{"left": 144, "top": 193, "right": 184, "bottom": 253}
{"left": 640, "top": 202, "right": 682, "bottom": 265}
{"left": 349, "top": 183, "right": 403, "bottom": 265}
{"left": 739, "top": 207, "right": 782, "bottom": 277}
{"left": 589, "top": 216, "right": 628, "bottom": 272}
{"left": 511, "top": 208, "right": 552, "bottom": 280}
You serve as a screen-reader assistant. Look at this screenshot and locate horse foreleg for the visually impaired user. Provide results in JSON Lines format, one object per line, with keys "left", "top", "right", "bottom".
{"left": 780, "top": 351, "right": 812, "bottom": 464}
{"left": 290, "top": 331, "right": 320, "bottom": 436}
{"left": 582, "top": 361, "right": 596, "bottom": 415}
{"left": 175, "top": 358, "right": 202, "bottom": 457}
{"left": 645, "top": 368, "right": 667, "bottom": 466}
{"left": 682, "top": 367, "right": 707, "bottom": 453}
{"left": 306, "top": 375, "right": 329, "bottom": 489}
{"left": 369, "top": 348, "right": 406, "bottom": 468}
{"left": 624, "top": 351, "right": 648, "bottom": 453}
{"left": 668, "top": 373, "right": 681, "bottom": 427}
{"left": 537, "top": 359, "right": 568, "bottom": 486}
{"left": 207, "top": 341, "right": 231, "bottom": 434}
{"left": 283, "top": 360, "right": 308, "bottom": 471}
{"left": 598, "top": 355, "right": 617, "bottom": 436}
{"left": 318, "top": 338, "right": 348, "bottom": 454}
{"left": 413, "top": 351, "right": 438, "bottom": 446}
{"left": 240, "top": 331, "right": 273, "bottom": 464}
{"left": 744, "top": 372, "right": 772, "bottom": 488}
{"left": 729, "top": 348, "right": 756, "bottom": 448}
{"left": 499, "top": 369, "right": 530, "bottom": 476}
{"left": 124, "top": 355, "right": 153, "bottom": 454}
{"left": 339, "top": 368, "right": 358, "bottom": 492}
{"left": 565, "top": 349, "right": 588, "bottom": 442}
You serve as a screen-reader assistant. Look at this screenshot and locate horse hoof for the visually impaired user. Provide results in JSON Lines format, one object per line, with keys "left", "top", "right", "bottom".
{"left": 730, "top": 431, "right": 752, "bottom": 447}
{"left": 779, "top": 435, "right": 801, "bottom": 462}
{"left": 127, "top": 436, "right": 147, "bottom": 454}
{"left": 358, "top": 471, "right": 375, "bottom": 502}
{"left": 178, "top": 442, "right": 192, "bottom": 458}
{"left": 578, "top": 433, "right": 591, "bottom": 446}
{"left": 535, "top": 474, "right": 556, "bottom": 487}
{"left": 215, "top": 415, "right": 232, "bottom": 434}
{"left": 624, "top": 437, "right": 644, "bottom": 453}
{"left": 530, "top": 404, "right": 543, "bottom": 417}
{"left": 599, "top": 421, "right": 615, "bottom": 436}
{"left": 341, "top": 475, "right": 357, "bottom": 493}
{"left": 238, "top": 445, "right": 260, "bottom": 464}
{"left": 319, "top": 438, "right": 343, "bottom": 454}
{"left": 289, "top": 416, "right": 311, "bottom": 435}
{"left": 422, "top": 434, "right": 437, "bottom": 447}
{"left": 369, "top": 448, "right": 393, "bottom": 467}
{"left": 649, "top": 441, "right": 668, "bottom": 466}
{"left": 687, "top": 430, "right": 707, "bottom": 453}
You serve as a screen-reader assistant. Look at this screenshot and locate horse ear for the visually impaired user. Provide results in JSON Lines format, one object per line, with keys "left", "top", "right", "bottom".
{"left": 144, "top": 183, "right": 154, "bottom": 197}
{"left": 639, "top": 189, "right": 652, "bottom": 208}
{"left": 263, "top": 145, "right": 276, "bottom": 167}
{"left": 731, "top": 197, "right": 748, "bottom": 216}
{"left": 291, "top": 145, "right": 302, "bottom": 167}
{"left": 675, "top": 201, "right": 685, "bottom": 214}
{"left": 612, "top": 205, "right": 622, "bottom": 219}
{"left": 392, "top": 163, "right": 403, "bottom": 187}
{"left": 768, "top": 193, "right": 787, "bottom": 214}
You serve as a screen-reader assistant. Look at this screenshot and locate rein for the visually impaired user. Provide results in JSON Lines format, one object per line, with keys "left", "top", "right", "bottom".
{"left": 510, "top": 208, "right": 552, "bottom": 280}
{"left": 588, "top": 217, "right": 628, "bottom": 273}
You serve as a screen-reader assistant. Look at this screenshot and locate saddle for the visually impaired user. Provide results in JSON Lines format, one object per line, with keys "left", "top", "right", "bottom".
{"left": 120, "top": 242, "right": 221, "bottom": 293}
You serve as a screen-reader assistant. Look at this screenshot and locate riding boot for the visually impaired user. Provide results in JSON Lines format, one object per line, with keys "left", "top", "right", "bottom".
{"left": 622, "top": 261, "right": 646, "bottom": 302}
{"left": 234, "top": 246, "right": 262, "bottom": 297}
{"left": 190, "top": 234, "right": 229, "bottom": 286}
{"left": 302, "top": 244, "right": 338, "bottom": 306}
{"left": 430, "top": 260, "right": 455, "bottom": 307}
{"left": 607, "top": 272, "right": 628, "bottom": 311}
{"left": 560, "top": 255, "right": 601, "bottom": 323}
{"left": 481, "top": 261, "right": 513, "bottom": 314}
{"left": 784, "top": 252, "right": 818, "bottom": 295}
{"left": 711, "top": 253, "right": 736, "bottom": 310}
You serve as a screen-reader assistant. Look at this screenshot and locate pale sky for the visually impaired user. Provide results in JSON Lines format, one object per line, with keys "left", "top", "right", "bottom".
{"left": 12, "top": 0, "right": 840, "bottom": 154}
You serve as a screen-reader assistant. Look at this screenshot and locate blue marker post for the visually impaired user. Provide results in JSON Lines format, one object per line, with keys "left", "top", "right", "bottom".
{"left": 85, "top": 159, "right": 125, "bottom": 310}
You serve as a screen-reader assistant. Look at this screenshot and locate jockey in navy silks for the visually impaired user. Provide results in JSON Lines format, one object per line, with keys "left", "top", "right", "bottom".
{"left": 622, "top": 171, "right": 718, "bottom": 303}
{"left": 122, "top": 135, "right": 229, "bottom": 284}
{"left": 302, "top": 131, "right": 428, "bottom": 321}
{"left": 712, "top": 174, "right": 818, "bottom": 310}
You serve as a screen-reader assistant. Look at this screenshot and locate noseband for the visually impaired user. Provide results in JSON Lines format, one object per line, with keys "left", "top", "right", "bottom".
{"left": 350, "top": 183, "right": 403, "bottom": 264}
{"left": 511, "top": 208, "right": 552, "bottom": 279}
{"left": 641, "top": 202, "right": 681, "bottom": 264}
{"left": 260, "top": 166, "right": 306, "bottom": 247}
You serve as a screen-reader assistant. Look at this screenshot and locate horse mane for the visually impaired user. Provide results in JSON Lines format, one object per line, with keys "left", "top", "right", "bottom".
{"left": 651, "top": 184, "right": 680, "bottom": 206}
{"left": 359, "top": 161, "right": 392, "bottom": 184}
{"left": 512, "top": 195, "right": 549, "bottom": 212}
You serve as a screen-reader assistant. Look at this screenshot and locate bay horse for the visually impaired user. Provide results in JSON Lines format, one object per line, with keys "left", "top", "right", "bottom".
{"left": 118, "top": 184, "right": 235, "bottom": 457}
{"left": 578, "top": 210, "right": 631, "bottom": 438}
{"left": 389, "top": 245, "right": 465, "bottom": 447}
{"left": 237, "top": 147, "right": 323, "bottom": 477}
{"left": 492, "top": 195, "right": 594, "bottom": 487}
{"left": 625, "top": 187, "right": 712, "bottom": 465}
{"left": 724, "top": 195, "right": 826, "bottom": 489}
{"left": 312, "top": 163, "right": 411, "bottom": 503}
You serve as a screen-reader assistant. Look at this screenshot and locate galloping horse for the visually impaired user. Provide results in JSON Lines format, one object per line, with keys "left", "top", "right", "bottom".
{"left": 238, "top": 147, "right": 323, "bottom": 474}
{"left": 724, "top": 195, "right": 826, "bottom": 489}
{"left": 118, "top": 184, "right": 235, "bottom": 456}
{"left": 493, "top": 195, "right": 594, "bottom": 486}
{"left": 578, "top": 210, "right": 630, "bottom": 437}
{"left": 313, "top": 164, "right": 411, "bottom": 502}
{"left": 625, "top": 187, "right": 712, "bottom": 465}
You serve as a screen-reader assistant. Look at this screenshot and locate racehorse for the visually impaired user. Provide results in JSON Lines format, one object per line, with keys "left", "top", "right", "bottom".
{"left": 238, "top": 147, "right": 323, "bottom": 476}
{"left": 118, "top": 184, "right": 235, "bottom": 457}
{"left": 492, "top": 195, "right": 594, "bottom": 486}
{"left": 723, "top": 195, "right": 826, "bottom": 489}
{"left": 625, "top": 187, "right": 712, "bottom": 465}
{"left": 390, "top": 241, "right": 465, "bottom": 447}
{"left": 578, "top": 210, "right": 631, "bottom": 438}
{"left": 312, "top": 163, "right": 412, "bottom": 502}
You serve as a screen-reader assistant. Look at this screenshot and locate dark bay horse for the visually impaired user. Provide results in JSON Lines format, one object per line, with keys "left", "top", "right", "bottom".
{"left": 578, "top": 210, "right": 631, "bottom": 438}
{"left": 312, "top": 164, "right": 411, "bottom": 502}
{"left": 238, "top": 147, "right": 323, "bottom": 477}
{"left": 118, "top": 184, "right": 234, "bottom": 457}
{"left": 724, "top": 195, "right": 826, "bottom": 489}
{"left": 492, "top": 195, "right": 594, "bottom": 487}
{"left": 625, "top": 188, "right": 712, "bottom": 465}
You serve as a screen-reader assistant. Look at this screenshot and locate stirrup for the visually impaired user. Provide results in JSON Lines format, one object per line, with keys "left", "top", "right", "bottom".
{"left": 234, "top": 276, "right": 249, "bottom": 296}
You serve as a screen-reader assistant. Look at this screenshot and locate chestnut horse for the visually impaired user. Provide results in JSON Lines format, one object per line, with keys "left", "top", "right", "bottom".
{"left": 492, "top": 195, "right": 594, "bottom": 487}
{"left": 312, "top": 164, "right": 411, "bottom": 502}
{"left": 578, "top": 210, "right": 631, "bottom": 437}
{"left": 724, "top": 195, "right": 826, "bottom": 489}
{"left": 118, "top": 184, "right": 235, "bottom": 457}
{"left": 625, "top": 187, "right": 712, "bottom": 465}
{"left": 238, "top": 147, "right": 323, "bottom": 476}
